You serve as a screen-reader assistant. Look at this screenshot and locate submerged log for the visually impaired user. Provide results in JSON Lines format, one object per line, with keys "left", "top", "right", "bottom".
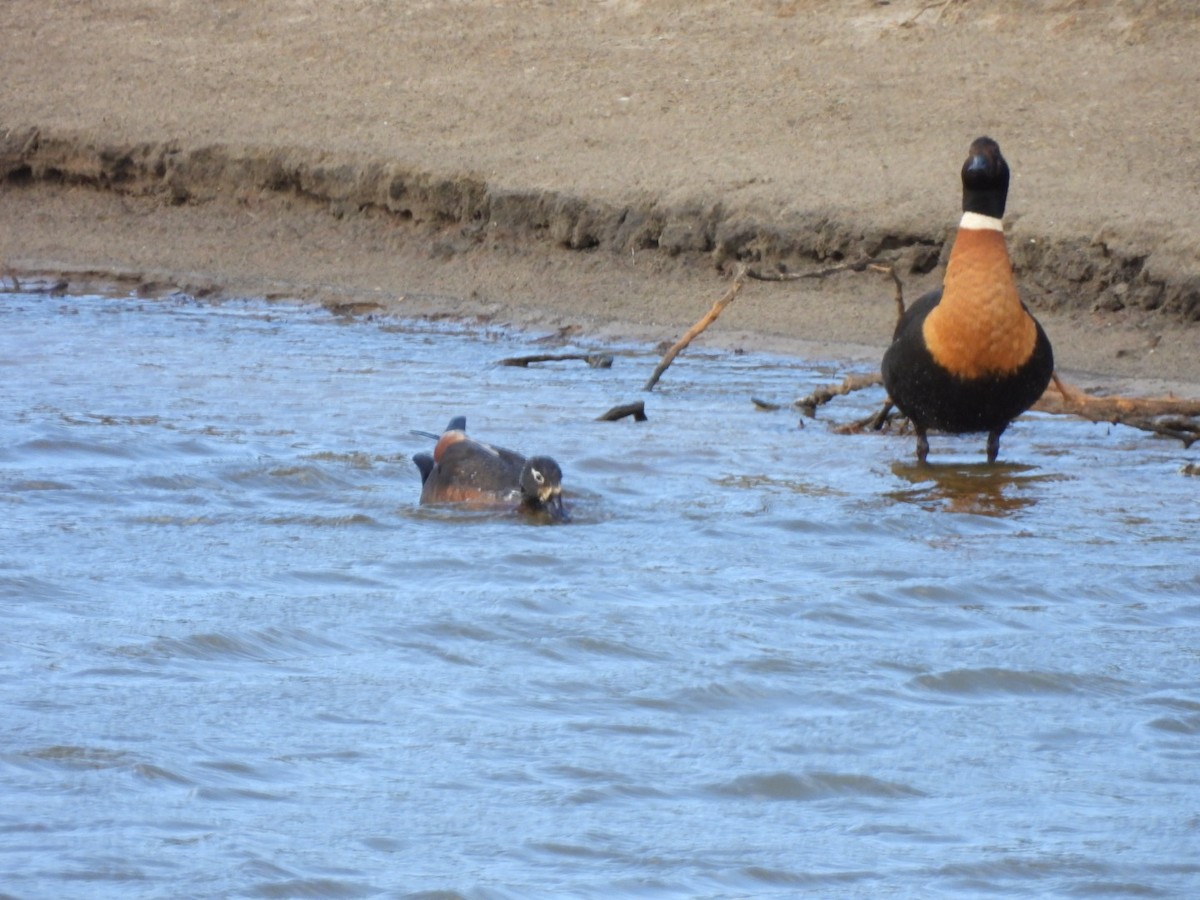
{"left": 597, "top": 400, "right": 648, "bottom": 422}
{"left": 498, "top": 352, "right": 614, "bottom": 368}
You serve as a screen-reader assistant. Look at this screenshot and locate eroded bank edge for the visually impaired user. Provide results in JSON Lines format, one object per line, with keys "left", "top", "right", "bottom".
{"left": 3, "top": 125, "right": 1197, "bottom": 323}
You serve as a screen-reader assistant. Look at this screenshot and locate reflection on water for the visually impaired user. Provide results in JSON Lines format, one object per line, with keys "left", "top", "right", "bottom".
{"left": 2, "top": 291, "right": 1199, "bottom": 898}
{"left": 887, "top": 462, "right": 1061, "bottom": 516}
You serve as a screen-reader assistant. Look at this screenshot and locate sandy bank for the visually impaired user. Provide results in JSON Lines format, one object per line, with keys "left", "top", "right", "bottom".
{"left": 2, "top": 1, "right": 1198, "bottom": 388}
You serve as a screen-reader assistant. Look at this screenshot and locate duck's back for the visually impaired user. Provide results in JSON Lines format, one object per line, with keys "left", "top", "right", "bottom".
{"left": 419, "top": 438, "right": 524, "bottom": 505}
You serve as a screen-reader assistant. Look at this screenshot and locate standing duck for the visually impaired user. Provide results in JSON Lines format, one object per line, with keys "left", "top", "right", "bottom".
{"left": 413, "top": 416, "right": 568, "bottom": 521}
{"left": 882, "top": 136, "right": 1054, "bottom": 464}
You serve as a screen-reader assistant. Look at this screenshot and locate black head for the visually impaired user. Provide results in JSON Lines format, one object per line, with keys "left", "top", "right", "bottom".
{"left": 960, "top": 136, "right": 1010, "bottom": 219}
{"left": 519, "top": 456, "right": 567, "bottom": 521}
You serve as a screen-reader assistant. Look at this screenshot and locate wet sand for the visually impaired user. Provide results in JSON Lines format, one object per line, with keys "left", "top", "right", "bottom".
{"left": 2, "top": 1, "right": 1198, "bottom": 388}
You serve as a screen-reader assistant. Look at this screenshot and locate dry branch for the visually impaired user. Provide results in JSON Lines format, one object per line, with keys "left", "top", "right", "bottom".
{"left": 748, "top": 258, "right": 905, "bottom": 322}
{"left": 795, "top": 372, "right": 884, "bottom": 418}
{"left": 1034, "top": 378, "right": 1200, "bottom": 421}
{"left": 643, "top": 264, "right": 747, "bottom": 392}
{"left": 834, "top": 404, "right": 899, "bottom": 435}
{"left": 1034, "top": 377, "right": 1200, "bottom": 447}
{"left": 901, "top": 0, "right": 967, "bottom": 28}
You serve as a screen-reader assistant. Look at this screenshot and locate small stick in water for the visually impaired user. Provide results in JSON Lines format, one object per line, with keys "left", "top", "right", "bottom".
{"left": 644, "top": 264, "right": 746, "bottom": 392}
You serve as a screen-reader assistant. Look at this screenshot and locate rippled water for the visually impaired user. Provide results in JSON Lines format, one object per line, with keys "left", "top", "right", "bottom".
{"left": 2, "top": 291, "right": 1199, "bottom": 898}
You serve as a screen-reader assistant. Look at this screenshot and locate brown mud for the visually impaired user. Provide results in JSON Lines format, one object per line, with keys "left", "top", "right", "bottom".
{"left": 2, "top": 1, "right": 1198, "bottom": 388}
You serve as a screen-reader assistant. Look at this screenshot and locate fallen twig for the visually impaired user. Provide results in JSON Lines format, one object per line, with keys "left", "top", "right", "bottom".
{"left": 748, "top": 257, "right": 905, "bottom": 323}
{"left": 597, "top": 401, "right": 648, "bottom": 422}
{"left": 499, "top": 352, "right": 614, "bottom": 368}
{"left": 834, "top": 407, "right": 903, "bottom": 435}
{"left": 851, "top": 401, "right": 898, "bottom": 434}
{"left": 1033, "top": 379, "right": 1200, "bottom": 421}
{"left": 643, "top": 264, "right": 747, "bottom": 392}
{"left": 795, "top": 372, "right": 884, "bottom": 418}
{"left": 901, "top": 0, "right": 967, "bottom": 28}
{"left": 1123, "top": 417, "right": 1200, "bottom": 448}
{"left": 1034, "top": 378, "right": 1200, "bottom": 447}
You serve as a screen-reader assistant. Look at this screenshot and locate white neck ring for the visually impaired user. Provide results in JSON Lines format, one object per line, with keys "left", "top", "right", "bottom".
{"left": 959, "top": 211, "right": 1004, "bottom": 232}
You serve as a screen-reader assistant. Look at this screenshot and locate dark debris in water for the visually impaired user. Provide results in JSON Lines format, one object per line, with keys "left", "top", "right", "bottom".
{"left": 498, "top": 352, "right": 614, "bottom": 368}
{"left": 596, "top": 400, "right": 646, "bottom": 422}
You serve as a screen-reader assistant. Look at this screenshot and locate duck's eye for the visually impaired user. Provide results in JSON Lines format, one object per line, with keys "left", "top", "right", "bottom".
{"left": 532, "top": 468, "right": 545, "bottom": 485}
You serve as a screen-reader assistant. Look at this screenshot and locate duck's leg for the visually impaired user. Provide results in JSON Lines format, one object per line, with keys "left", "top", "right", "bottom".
{"left": 915, "top": 426, "right": 930, "bottom": 465}
{"left": 986, "top": 426, "right": 1004, "bottom": 464}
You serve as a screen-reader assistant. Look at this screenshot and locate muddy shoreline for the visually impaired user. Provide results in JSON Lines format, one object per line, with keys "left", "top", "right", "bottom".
{"left": 5, "top": 127, "right": 1198, "bottom": 323}
{"left": 2, "top": 1, "right": 1198, "bottom": 388}
{"left": 3, "top": 127, "right": 1196, "bottom": 393}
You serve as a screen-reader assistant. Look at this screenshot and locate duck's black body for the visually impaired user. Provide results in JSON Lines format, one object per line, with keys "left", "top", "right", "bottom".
{"left": 413, "top": 417, "right": 567, "bottom": 521}
{"left": 883, "top": 286, "right": 1054, "bottom": 455}
{"left": 881, "top": 137, "right": 1054, "bottom": 464}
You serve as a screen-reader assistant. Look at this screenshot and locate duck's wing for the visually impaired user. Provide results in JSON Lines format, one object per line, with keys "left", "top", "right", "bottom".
{"left": 412, "top": 452, "right": 435, "bottom": 485}
{"left": 419, "top": 444, "right": 523, "bottom": 506}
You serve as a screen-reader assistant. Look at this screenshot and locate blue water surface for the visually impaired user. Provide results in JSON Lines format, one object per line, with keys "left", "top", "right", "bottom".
{"left": 2, "top": 291, "right": 1198, "bottom": 898}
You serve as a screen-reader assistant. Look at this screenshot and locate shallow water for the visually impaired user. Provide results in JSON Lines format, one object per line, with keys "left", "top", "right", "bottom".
{"left": 2, "top": 291, "right": 1198, "bottom": 898}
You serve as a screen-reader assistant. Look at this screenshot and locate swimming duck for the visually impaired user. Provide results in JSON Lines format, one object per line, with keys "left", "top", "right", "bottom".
{"left": 413, "top": 416, "right": 568, "bottom": 521}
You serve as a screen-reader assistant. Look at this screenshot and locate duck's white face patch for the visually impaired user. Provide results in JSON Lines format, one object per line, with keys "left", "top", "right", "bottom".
{"left": 531, "top": 468, "right": 545, "bottom": 485}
